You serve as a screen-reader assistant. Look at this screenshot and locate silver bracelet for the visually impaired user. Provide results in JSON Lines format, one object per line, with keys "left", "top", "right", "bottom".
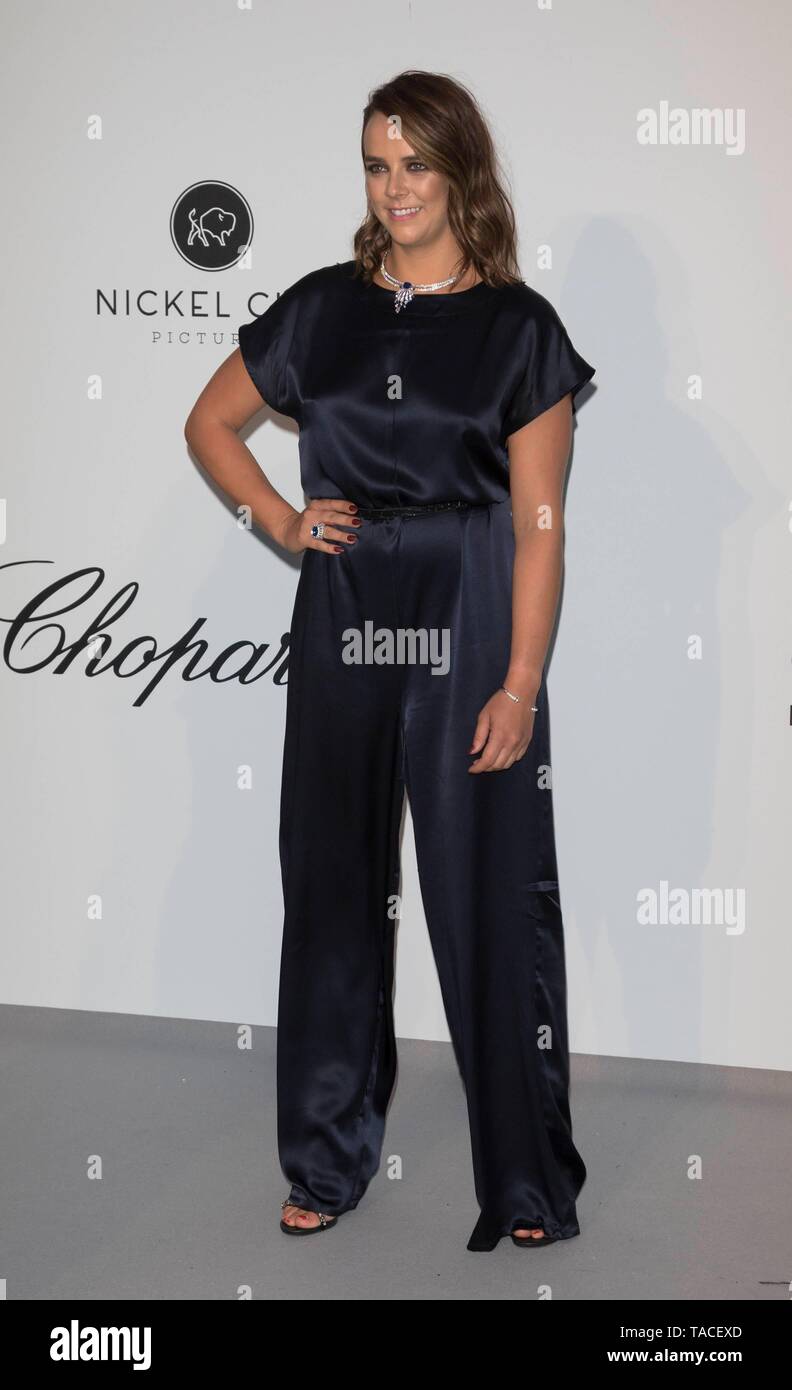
{"left": 501, "top": 684, "right": 539, "bottom": 712}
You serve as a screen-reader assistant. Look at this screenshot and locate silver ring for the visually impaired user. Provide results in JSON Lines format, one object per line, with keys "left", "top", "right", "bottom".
{"left": 310, "top": 522, "right": 325, "bottom": 539}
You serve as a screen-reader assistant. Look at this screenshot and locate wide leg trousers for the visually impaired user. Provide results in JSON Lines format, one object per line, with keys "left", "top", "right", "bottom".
{"left": 276, "top": 499, "right": 587, "bottom": 1250}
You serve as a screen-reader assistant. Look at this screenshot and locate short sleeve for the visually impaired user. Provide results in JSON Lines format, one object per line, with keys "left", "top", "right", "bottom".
{"left": 502, "top": 296, "right": 595, "bottom": 441}
{"left": 237, "top": 278, "right": 303, "bottom": 420}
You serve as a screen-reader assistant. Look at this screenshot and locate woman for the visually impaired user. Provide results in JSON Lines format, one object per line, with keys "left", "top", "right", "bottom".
{"left": 185, "top": 69, "right": 595, "bottom": 1252}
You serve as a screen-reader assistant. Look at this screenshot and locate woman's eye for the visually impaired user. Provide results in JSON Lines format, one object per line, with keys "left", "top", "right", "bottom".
{"left": 408, "top": 161, "right": 427, "bottom": 171}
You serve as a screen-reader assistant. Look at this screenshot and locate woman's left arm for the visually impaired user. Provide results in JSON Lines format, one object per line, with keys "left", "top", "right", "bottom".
{"left": 468, "top": 393, "right": 572, "bottom": 773}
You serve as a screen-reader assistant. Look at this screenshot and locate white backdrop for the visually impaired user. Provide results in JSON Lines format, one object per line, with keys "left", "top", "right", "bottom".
{"left": 1, "top": 0, "right": 790, "bottom": 1070}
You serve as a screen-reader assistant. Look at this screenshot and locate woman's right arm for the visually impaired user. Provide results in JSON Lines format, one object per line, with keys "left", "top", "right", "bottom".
{"left": 183, "top": 350, "right": 360, "bottom": 555}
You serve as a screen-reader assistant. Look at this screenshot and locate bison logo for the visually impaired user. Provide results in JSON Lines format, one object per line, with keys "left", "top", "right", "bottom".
{"left": 187, "top": 205, "right": 237, "bottom": 249}
{"left": 170, "top": 181, "right": 253, "bottom": 271}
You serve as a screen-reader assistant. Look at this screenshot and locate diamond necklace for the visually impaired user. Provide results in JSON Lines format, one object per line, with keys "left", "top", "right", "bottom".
{"left": 379, "top": 255, "right": 459, "bottom": 314}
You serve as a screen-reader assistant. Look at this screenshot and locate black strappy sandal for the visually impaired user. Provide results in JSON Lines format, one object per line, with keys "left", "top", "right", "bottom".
{"left": 280, "top": 1199, "right": 339, "bottom": 1236}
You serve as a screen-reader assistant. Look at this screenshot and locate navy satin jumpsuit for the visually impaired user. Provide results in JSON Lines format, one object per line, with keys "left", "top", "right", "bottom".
{"left": 238, "top": 260, "right": 596, "bottom": 1250}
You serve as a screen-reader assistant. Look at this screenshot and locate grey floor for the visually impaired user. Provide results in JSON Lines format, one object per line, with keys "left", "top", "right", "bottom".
{"left": 2, "top": 1004, "right": 790, "bottom": 1300}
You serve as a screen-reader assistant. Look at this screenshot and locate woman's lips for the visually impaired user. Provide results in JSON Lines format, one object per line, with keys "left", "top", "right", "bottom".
{"left": 388, "top": 206, "right": 422, "bottom": 220}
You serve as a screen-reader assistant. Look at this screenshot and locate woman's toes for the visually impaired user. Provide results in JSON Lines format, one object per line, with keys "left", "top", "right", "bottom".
{"left": 281, "top": 1202, "right": 335, "bottom": 1230}
{"left": 284, "top": 1205, "right": 319, "bottom": 1228}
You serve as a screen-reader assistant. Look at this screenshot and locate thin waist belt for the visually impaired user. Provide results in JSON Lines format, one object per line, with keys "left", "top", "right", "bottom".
{"left": 354, "top": 499, "right": 492, "bottom": 521}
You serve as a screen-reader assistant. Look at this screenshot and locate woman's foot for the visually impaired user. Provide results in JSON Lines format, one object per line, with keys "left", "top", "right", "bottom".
{"left": 280, "top": 1201, "right": 337, "bottom": 1231}
{"left": 512, "top": 1226, "right": 546, "bottom": 1239}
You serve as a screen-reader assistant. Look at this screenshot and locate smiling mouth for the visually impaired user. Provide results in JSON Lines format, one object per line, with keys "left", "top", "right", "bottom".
{"left": 388, "top": 206, "right": 422, "bottom": 218}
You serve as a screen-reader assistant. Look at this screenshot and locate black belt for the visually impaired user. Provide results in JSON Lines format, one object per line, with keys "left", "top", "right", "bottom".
{"left": 354, "top": 500, "right": 490, "bottom": 521}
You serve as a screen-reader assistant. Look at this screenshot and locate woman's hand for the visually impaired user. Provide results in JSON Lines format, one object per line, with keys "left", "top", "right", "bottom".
{"left": 468, "top": 685, "right": 539, "bottom": 773}
{"left": 276, "top": 498, "right": 362, "bottom": 555}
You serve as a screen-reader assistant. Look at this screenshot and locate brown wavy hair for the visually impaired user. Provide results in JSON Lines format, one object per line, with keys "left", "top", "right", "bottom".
{"left": 352, "top": 70, "right": 523, "bottom": 289}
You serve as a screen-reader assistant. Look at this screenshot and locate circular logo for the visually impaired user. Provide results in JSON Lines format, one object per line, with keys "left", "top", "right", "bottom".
{"left": 170, "top": 180, "right": 253, "bottom": 271}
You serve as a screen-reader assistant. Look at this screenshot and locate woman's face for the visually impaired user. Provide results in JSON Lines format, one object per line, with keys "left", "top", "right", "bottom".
{"left": 363, "top": 111, "right": 450, "bottom": 249}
